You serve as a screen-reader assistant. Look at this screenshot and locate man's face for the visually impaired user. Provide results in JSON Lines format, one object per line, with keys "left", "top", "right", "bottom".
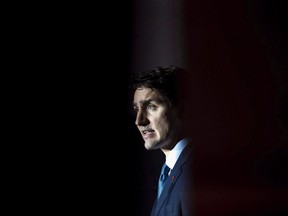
{"left": 133, "top": 87, "right": 180, "bottom": 150}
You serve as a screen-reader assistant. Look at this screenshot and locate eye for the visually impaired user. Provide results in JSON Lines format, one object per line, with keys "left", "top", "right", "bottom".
{"left": 147, "top": 104, "right": 157, "bottom": 111}
{"left": 133, "top": 106, "right": 139, "bottom": 113}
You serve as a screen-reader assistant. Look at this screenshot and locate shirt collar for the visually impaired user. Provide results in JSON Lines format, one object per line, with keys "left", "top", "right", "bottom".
{"left": 166, "top": 137, "right": 191, "bottom": 170}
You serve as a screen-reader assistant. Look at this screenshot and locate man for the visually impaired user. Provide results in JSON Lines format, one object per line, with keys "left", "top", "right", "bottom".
{"left": 131, "top": 65, "right": 194, "bottom": 216}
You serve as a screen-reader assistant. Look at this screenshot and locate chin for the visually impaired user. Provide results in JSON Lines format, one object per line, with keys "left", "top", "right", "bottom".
{"left": 144, "top": 141, "right": 157, "bottom": 150}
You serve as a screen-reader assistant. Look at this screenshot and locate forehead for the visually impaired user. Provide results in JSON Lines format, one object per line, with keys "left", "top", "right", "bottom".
{"left": 133, "top": 87, "right": 165, "bottom": 105}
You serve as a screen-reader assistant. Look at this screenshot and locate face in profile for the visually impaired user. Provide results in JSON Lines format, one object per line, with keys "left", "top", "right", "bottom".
{"left": 133, "top": 87, "right": 180, "bottom": 151}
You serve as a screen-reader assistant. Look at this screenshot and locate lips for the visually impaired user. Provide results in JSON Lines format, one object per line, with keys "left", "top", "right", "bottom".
{"left": 142, "top": 129, "right": 155, "bottom": 139}
{"left": 142, "top": 129, "right": 153, "bottom": 134}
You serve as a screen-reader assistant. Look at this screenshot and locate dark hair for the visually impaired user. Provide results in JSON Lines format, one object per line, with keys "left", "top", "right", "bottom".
{"left": 130, "top": 65, "right": 187, "bottom": 106}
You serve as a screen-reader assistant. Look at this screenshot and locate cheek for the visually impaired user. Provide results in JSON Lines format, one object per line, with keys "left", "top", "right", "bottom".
{"left": 154, "top": 117, "right": 170, "bottom": 133}
{"left": 151, "top": 109, "right": 174, "bottom": 132}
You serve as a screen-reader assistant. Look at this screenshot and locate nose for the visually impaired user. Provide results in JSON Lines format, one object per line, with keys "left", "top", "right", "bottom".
{"left": 135, "top": 109, "right": 149, "bottom": 126}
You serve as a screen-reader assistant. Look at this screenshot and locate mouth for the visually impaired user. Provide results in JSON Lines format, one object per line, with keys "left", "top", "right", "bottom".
{"left": 141, "top": 129, "right": 155, "bottom": 139}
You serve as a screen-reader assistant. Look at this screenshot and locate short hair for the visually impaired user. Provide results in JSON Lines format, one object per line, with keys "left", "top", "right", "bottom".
{"left": 130, "top": 65, "right": 187, "bottom": 106}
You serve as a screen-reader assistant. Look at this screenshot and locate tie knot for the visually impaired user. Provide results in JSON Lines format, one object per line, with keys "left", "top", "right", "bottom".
{"left": 163, "top": 164, "right": 170, "bottom": 175}
{"left": 160, "top": 163, "right": 170, "bottom": 180}
{"left": 158, "top": 163, "right": 171, "bottom": 198}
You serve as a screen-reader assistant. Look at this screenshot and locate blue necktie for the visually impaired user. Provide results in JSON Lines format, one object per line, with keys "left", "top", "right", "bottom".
{"left": 157, "top": 163, "right": 170, "bottom": 199}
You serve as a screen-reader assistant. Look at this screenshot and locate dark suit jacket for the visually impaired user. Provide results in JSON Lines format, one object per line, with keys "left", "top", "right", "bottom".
{"left": 150, "top": 143, "right": 194, "bottom": 216}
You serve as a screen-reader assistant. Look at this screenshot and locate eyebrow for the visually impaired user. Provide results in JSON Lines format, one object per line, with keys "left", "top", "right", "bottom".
{"left": 132, "top": 98, "right": 157, "bottom": 107}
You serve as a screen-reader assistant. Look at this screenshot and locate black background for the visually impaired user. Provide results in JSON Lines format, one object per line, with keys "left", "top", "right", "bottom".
{"left": 15, "top": 0, "right": 287, "bottom": 215}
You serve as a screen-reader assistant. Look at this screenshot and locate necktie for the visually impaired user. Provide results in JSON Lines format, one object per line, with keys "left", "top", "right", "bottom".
{"left": 157, "top": 163, "right": 170, "bottom": 199}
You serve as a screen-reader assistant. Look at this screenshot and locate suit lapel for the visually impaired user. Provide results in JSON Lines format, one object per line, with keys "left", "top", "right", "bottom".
{"left": 151, "top": 144, "right": 193, "bottom": 215}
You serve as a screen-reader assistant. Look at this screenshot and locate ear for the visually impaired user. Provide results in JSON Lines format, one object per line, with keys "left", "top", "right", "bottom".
{"left": 177, "top": 99, "right": 189, "bottom": 116}
{"left": 171, "top": 102, "right": 183, "bottom": 123}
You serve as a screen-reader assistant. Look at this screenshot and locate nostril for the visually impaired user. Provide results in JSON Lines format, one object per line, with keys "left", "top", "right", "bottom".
{"left": 136, "top": 115, "right": 149, "bottom": 126}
